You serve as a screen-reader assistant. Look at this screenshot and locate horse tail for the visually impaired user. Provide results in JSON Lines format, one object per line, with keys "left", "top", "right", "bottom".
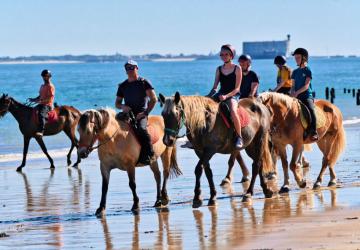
{"left": 169, "top": 145, "right": 182, "bottom": 178}
{"left": 260, "top": 130, "right": 275, "bottom": 175}
{"left": 329, "top": 115, "right": 346, "bottom": 164}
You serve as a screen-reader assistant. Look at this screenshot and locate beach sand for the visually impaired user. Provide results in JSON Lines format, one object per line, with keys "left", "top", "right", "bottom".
{"left": 0, "top": 124, "right": 359, "bottom": 249}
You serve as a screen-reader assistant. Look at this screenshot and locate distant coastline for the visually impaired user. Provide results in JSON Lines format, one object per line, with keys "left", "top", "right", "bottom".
{"left": 0, "top": 53, "right": 357, "bottom": 64}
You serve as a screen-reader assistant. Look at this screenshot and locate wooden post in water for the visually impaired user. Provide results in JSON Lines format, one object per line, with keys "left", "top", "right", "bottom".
{"left": 330, "top": 88, "right": 335, "bottom": 104}
{"left": 344, "top": 88, "right": 347, "bottom": 94}
{"left": 325, "top": 87, "right": 329, "bottom": 100}
{"left": 348, "top": 89, "right": 351, "bottom": 93}
{"left": 353, "top": 89, "right": 356, "bottom": 97}
{"left": 357, "top": 90, "right": 360, "bottom": 106}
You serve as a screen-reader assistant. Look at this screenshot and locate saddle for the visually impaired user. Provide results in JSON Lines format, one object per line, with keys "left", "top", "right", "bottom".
{"left": 299, "top": 101, "right": 326, "bottom": 129}
{"left": 115, "top": 112, "right": 160, "bottom": 145}
{"left": 32, "top": 109, "right": 58, "bottom": 124}
{"left": 219, "top": 102, "right": 250, "bottom": 129}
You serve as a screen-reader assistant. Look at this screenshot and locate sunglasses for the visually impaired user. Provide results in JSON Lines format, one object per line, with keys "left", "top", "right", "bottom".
{"left": 125, "top": 65, "right": 136, "bottom": 71}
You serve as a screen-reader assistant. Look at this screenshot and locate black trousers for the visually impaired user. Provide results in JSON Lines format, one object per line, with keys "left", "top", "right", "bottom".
{"left": 36, "top": 104, "right": 51, "bottom": 132}
{"left": 277, "top": 87, "right": 291, "bottom": 95}
{"left": 300, "top": 98, "right": 317, "bottom": 134}
{"left": 135, "top": 116, "right": 154, "bottom": 159}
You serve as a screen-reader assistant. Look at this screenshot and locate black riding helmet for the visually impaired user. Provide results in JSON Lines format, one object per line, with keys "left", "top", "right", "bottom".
{"left": 41, "top": 69, "right": 52, "bottom": 77}
{"left": 274, "top": 55, "right": 286, "bottom": 65}
{"left": 292, "top": 48, "right": 309, "bottom": 61}
{"left": 238, "top": 54, "right": 252, "bottom": 62}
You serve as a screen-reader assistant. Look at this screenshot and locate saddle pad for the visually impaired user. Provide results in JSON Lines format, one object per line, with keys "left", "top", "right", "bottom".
{"left": 32, "top": 109, "right": 58, "bottom": 124}
{"left": 300, "top": 105, "right": 326, "bottom": 129}
{"left": 220, "top": 106, "right": 250, "bottom": 129}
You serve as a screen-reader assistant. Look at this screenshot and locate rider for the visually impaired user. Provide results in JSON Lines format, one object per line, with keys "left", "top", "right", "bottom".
{"left": 237, "top": 55, "right": 260, "bottom": 98}
{"left": 272, "top": 55, "right": 292, "bottom": 94}
{"left": 28, "top": 69, "right": 55, "bottom": 137}
{"left": 207, "top": 44, "right": 243, "bottom": 149}
{"left": 115, "top": 60, "right": 158, "bottom": 164}
{"left": 291, "top": 48, "right": 318, "bottom": 141}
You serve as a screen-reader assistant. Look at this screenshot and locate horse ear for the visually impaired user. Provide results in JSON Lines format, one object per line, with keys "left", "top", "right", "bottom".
{"left": 174, "top": 92, "right": 180, "bottom": 105}
{"left": 158, "top": 93, "right": 166, "bottom": 107}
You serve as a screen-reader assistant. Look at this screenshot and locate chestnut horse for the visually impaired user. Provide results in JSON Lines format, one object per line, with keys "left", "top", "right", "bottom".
{"left": 77, "top": 108, "right": 181, "bottom": 216}
{"left": 258, "top": 92, "right": 346, "bottom": 191}
{"left": 0, "top": 94, "right": 82, "bottom": 171}
{"left": 159, "top": 92, "right": 274, "bottom": 207}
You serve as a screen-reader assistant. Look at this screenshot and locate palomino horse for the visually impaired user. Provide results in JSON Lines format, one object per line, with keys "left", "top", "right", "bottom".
{"left": 159, "top": 92, "right": 274, "bottom": 207}
{"left": 77, "top": 108, "right": 182, "bottom": 216}
{"left": 257, "top": 92, "right": 346, "bottom": 191}
{"left": 0, "top": 94, "right": 82, "bottom": 171}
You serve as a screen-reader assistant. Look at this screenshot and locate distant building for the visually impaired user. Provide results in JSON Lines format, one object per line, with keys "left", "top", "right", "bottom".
{"left": 243, "top": 35, "right": 290, "bottom": 59}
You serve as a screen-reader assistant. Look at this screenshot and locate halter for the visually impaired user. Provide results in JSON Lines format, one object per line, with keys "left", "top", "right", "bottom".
{"left": 164, "top": 105, "right": 185, "bottom": 137}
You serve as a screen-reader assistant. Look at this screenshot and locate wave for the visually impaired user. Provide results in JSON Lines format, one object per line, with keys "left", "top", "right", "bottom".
{"left": 0, "top": 148, "right": 75, "bottom": 163}
{"left": 343, "top": 118, "right": 360, "bottom": 125}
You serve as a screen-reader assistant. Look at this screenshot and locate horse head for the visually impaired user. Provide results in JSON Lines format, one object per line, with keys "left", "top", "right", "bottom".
{"left": 77, "top": 109, "right": 104, "bottom": 158}
{"left": 159, "top": 91, "right": 183, "bottom": 146}
{"left": 0, "top": 93, "right": 11, "bottom": 118}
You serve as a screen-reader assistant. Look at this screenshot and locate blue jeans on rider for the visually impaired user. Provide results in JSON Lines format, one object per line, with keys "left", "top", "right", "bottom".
{"left": 135, "top": 116, "right": 154, "bottom": 162}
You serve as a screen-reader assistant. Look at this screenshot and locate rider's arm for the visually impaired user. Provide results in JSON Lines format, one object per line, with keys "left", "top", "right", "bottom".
{"left": 211, "top": 68, "right": 220, "bottom": 91}
{"left": 295, "top": 77, "right": 311, "bottom": 96}
{"left": 145, "top": 89, "right": 157, "bottom": 115}
{"left": 249, "top": 82, "right": 259, "bottom": 97}
{"left": 274, "top": 80, "right": 285, "bottom": 92}
{"left": 223, "top": 66, "right": 242, "bottom": 98}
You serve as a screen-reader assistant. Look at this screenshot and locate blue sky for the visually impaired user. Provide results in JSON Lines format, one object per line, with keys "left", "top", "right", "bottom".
{"left": 0, "top": 0, "right": 359, "bottom": 57}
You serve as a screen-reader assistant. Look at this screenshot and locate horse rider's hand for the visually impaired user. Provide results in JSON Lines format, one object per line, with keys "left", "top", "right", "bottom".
{"left": 219, "top": 95, "right": 227, "bottom": 101}
{"left": 136, "top": 112, "right": 146, "bottom": 120}
{"left": 121, "top": 105, "right": 131, "bottom": 113}
{"left": 291, "top": 91, "right": 298, "bottom": 97}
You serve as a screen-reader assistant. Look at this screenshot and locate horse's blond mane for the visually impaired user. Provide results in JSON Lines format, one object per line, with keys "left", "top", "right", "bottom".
{"left": 164, "top": 95, "right": 218, "bottom": 134}
{"left": 259, "top": 92, "right": 295, "bottom": 109}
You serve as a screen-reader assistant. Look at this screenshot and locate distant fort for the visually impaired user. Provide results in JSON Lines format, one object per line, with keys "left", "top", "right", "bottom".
{"left": 243, "top": 35, "right": 291, "bottom": 59}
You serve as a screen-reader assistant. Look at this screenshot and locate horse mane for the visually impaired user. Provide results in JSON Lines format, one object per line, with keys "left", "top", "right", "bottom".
{"left": 178, "top": 96, "right": 219, "bottom": 134}
{"left": 258, "top": 92, "right": 295, "bottom": 109}
{"left": 79, "top": 108, "right": 115, "bottom": 132}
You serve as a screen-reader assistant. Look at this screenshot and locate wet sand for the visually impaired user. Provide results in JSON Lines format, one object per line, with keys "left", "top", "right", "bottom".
{"left": 0, "top": 125, "right": 360, "bottom": 249}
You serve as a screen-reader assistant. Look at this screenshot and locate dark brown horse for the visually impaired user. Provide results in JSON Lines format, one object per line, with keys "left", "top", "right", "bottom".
{"left": 159, "top": 92, "right": 274, "bottom": 207}
{"left": 0, "top": 94, "right": 82, "bottom": 171}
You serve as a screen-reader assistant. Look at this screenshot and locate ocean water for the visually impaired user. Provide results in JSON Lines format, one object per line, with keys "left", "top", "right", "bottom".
{"left": 0, "top": 58, "right": 359, "bottom": 154}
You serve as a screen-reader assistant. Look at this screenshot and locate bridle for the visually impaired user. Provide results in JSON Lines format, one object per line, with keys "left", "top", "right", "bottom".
{"left": 164, "top": 105, "right": 186, "bottom": 138}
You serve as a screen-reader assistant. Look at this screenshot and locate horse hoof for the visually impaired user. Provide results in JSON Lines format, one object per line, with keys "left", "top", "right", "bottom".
{"left": 161, "top": 197, "right": 170, "bottom": 206}
{"left": 16, "top": 167, "right": 23, "bottom": 172}
{"left": 240, "top": 176, "right": 250, "bottom": 183}
{"left": 207, "top": 199, "right": 217, "bottom": 207}
{"left": 154, "top": 200, "right": 162, "bottom": 208}
{"left": 220, "top": 178, "right": 231, "bottom": 186}
{"left": 131, "top": 204, "right": 140, "bottom": 211}
{"left": 299, "top": 180, "right": 306, "bottom": 189}
{"left": 313, "top": 182, "right": 321, "bottom": 190}
{"left": 264, "top": 190, "right": 273, "bottom": 198}
{"left": 242, "top": 194, "right": 252, "bottom": 203}
{"left": 71, "top": 163, "right": 79, "bottom": 169}
{"left": 279, "top": 185, "right": 290, "bottom": 194}
{"left": 95, "top": 207, "right": 105, "bottom": 217}
{"left": 67, "top": 160, "right": 72, "bottom": 166}
{"left": 302, "top": 161, "right": 310, "bottom": 169}
{"left": 328, "top": 181, "right": 337, "bottom": 187}
{"left": 50, "top": 165, "right": 55, "bottom": 169}
{"left": 192, "top": 199, "right": 203, "bottom": 208}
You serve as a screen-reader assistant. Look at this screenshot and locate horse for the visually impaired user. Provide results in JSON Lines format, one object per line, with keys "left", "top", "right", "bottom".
{"left": 0, "top": 94, "right": 82, "bottom": 171}
{"left": 159, "top": 92, "right": 275, "bottom": 207}
{"left": 77, "top": 108, "right": 182, "bottom": 216}
{"left": 257, "top": 92, "right": 346, "bottom": 191}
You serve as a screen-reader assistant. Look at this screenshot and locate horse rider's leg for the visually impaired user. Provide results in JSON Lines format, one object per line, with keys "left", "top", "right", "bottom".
{"left": 278, "top": 146, "right": 291, "bottom": 193}
{"left": 237, "top": 152, "right": 250, "bottom": 183}
{"left": 220, "top": 152, "right": 236, "bottom": 186}
{"left": 127, "top": 166, "right": 139, "bottom": 211}
{"left": 289, "top": 144, "right": 306, "bottom": 188}
{"left": 160, "top": 149, "right": 171, "bottom": 205}
{"left": 149, "top": 160, "right": 162, "bottom": 207}
{"left": 96, "top": 164, "right": 111, "bottom": 217}
{"left": 16, "top": 136, "right": 31, "bottom": 172}
{"left": 34, "top": 136, "right": 55, "bottom": 169}
{"left": 229, "top": 99, "right": 242, "bottom": 137}
{"left": 193, "top": 159, "right": 204, "bottom": 208}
